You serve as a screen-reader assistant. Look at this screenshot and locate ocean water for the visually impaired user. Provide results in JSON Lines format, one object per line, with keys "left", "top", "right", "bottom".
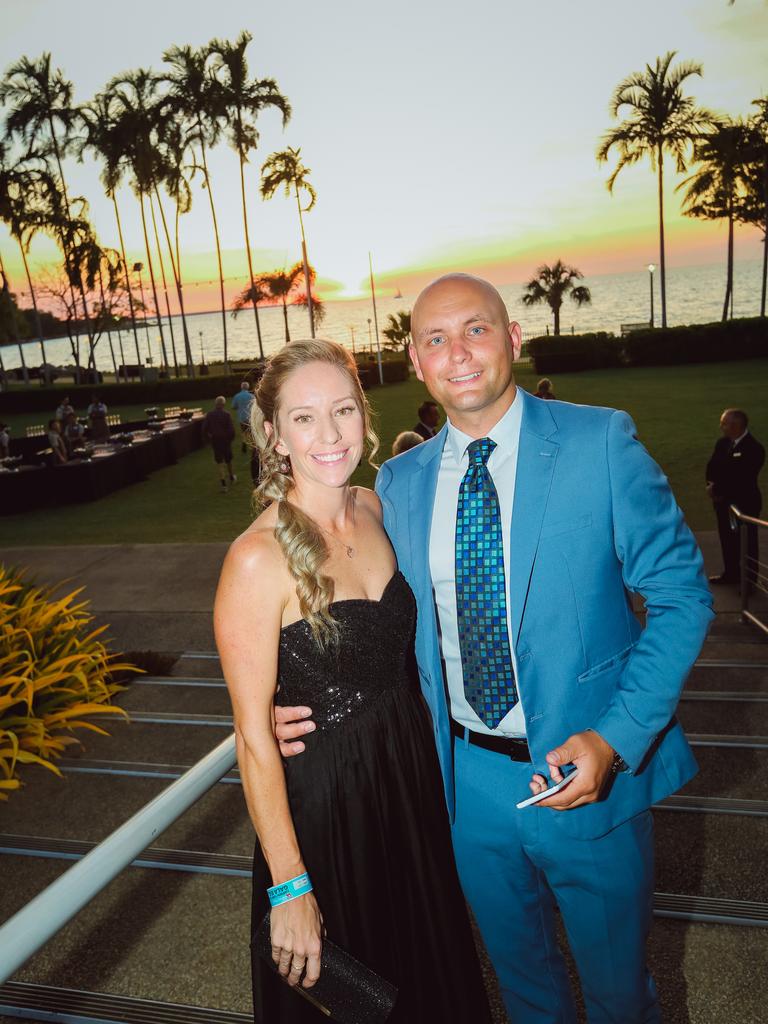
{"left": 2, "top": 258, "right": 765, "bottom": 373}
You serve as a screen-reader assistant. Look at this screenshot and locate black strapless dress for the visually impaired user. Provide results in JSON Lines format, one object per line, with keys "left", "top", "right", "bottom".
{"left": 251, "top": 571, "right": 491, "bottom": 1023}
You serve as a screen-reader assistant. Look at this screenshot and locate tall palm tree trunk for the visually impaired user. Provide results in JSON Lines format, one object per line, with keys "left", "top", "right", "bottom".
{"left": 153, "top": 186, "right": 194, "bottom": 377}
{"left": 111, "top": 193, "right": 142, "bottom": 365}
{"left": 149, "top": 193, "right": 179, "bottom": 375}
{"left": 238, "top": 142, "right": 264, "bottom": 360}
{"left": 295, "top": 187, "right": 315, "bottom": 338}
{"left": 96, "top": 268, "right": 119, "bottom": 379}
{"left": 723, "top": 206, "right": 734, "bottom": 322}
{"left": 657, "top": 146, "right": 668, "bottom": 329}
{"left": 281, "top": 298, "right": 290, "bottom": 344}
{"left": 552, "top": 302, "right": 561, "bottom": 336}
{"left": 138, "top": 193, "right": 168, "bottom": 374}
{"left": 47, "top": 113, "right": 95, "bottom": 366}
{"left": 18, "top": 241, "right": 47, "bottom": 379}
{"left": 199, "top": 132, "right": 229, "bottom": 361}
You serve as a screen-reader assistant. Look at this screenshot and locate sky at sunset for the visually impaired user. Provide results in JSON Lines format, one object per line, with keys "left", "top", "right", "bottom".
{"left": 1, "top": 0, "right": 767, "bottom": 312}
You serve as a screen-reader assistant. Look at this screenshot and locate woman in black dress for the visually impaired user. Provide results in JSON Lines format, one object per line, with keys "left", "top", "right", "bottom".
{"left": 214, "top": 340, "right": 491, "bottom": 1023}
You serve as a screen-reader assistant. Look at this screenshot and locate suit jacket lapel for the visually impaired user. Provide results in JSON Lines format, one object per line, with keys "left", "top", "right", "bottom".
{"left": 509, "top": 392, "right": 559, "bottom": 646}
{"left": 407, "top": 426, "right": 447, "bottom": 608}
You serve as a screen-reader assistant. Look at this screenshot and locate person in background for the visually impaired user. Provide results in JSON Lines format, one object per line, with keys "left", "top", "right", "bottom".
{"left": 392, "top": 430, "right": 423, "bottom": 456}
{"left": 232, "top": 381, "right": 255, "bottom": 453}
{"left": 706, "top": 408, "right": 764, "bottom": 586}
{"left": 204, "top": 395, "right": 237, "bottom": 493}
{"left": 535, "top": 377, "right": 556, "bottom": 400}
{"left": 413, "top": 399, "right": 440, "bottom": 440}
{"left": 47, "top": 419, "right": 68, "bottom": 464}
{"left": 87, "top": 394, "right": 110, "bottom": 443}
{"left": 63, "top": 412, "right": 86, "bottom": 456}
{"left": 0, "top": 422, "right": 10, "bottom": 459}
{"left": 55, "top": 396, "right": 74, "bottom": 422}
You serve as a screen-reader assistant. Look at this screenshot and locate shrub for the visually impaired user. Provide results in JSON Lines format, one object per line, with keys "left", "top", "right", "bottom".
{"left": 527, "top": 317, "right": 768, "bottom": 374}
{"left": 0, "top": 566, "right": 137, "bottom": 800}
{"left": 528, "top": 332, "right": 624, "bottom": 373}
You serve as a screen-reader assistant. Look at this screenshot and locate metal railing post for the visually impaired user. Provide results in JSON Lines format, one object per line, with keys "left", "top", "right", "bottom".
{"left": 0, "top": 734, "right": 236, "bottom": 983}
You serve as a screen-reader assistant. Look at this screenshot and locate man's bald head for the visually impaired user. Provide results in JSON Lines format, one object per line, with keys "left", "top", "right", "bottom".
{"left": 412, "top": 274, "right": 510, "bottom": 336}
{"left": 407, "top": 272, "right": 522, "bottom": 437}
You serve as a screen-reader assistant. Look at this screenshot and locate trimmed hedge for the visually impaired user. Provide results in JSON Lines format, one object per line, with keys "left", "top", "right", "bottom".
{"left": 0, "top": 360, "right": 411, "bottom": 414}
{"left": 527, "top": 332, "right": 623, "bottom": 373}
{"left": 528, "top": 317, "right": 768, "bottom": 374}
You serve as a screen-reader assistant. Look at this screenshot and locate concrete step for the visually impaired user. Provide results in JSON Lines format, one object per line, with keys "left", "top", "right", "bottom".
{"left": 683, "top": 745, "right": 767, "bottom": 800}
{"left": 172, "top": 652, "right": 222, "bottom": 680}
{"left": 678, "top": 697, "right": 768, "bottom": 736}
{"left": 117, "top": 681, "right": 231, "bottom": 716}
{"left": 653, "top": 812, "right": 768, "bottom": 904}
{"left": 647, "top": 918, "right": 768, "bottom": 1024}
{"left": 60, "top": 719, "right": 232, "bottom": 765}
{"left": 0, "top": 857, "right": 251, "bottom": 1015}
{"left": 685, "top": 663, "right": 768, "bottom": 691}
{"left": 1, "top": 767, "right": 252, "bottom": 857}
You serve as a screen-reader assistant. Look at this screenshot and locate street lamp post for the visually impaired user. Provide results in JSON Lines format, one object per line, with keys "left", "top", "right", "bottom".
{"left": 132, "top": 262, "right": 150, "bottom": 366}
{"left": 648, "top": 264, "right": 656, "bottom": 328}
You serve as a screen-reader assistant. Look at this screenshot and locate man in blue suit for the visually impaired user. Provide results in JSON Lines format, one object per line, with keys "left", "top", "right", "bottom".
{"left": 277, "top": 273, "right": 713, "bottom": 1022}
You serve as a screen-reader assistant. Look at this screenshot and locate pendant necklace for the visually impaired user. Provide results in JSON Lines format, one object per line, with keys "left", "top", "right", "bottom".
{"left": 318, "top": 498, "right": 356, "bottom": 558}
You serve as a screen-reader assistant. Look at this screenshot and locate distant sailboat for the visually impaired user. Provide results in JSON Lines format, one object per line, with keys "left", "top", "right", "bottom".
{"left": 394, "top": 286, "right": 403, "bottom": 299}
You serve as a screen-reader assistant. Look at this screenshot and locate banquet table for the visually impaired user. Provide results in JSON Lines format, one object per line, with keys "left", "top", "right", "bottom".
{"left": 0, "top": 416, "right": 205, "bottom": 515}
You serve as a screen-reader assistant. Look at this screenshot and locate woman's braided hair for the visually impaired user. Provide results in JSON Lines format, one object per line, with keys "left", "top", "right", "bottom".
{"left": 250, "top": 339, "right": 379, "bottom": 647}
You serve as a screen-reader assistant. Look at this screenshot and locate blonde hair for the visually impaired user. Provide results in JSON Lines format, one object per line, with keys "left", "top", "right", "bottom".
{"left": 250, "top": 339, "right": 379, "bottom": 647}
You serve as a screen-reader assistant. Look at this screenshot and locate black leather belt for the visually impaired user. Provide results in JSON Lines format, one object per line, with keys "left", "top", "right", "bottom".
{"left": 450, "top": 718, "right": 531, "bottom": 762}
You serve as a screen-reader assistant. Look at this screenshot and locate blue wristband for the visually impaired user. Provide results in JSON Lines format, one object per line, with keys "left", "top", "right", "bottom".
{"left": 267, "top": 872, "right": 313, "bottom": 907}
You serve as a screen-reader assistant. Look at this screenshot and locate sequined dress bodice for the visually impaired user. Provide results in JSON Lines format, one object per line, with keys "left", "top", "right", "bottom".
{"left": 276, "top": 570, "right": 417, "bottom": 732}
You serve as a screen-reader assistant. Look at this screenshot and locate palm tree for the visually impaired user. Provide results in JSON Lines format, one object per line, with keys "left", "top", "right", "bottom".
{"left": 261, "top": 146, "right": 317, "bottom": 336}
{"left": 102, "top": 69, "right": 179, "bottom": 374}
{"left": 0, "top": 146, "right": 50, "bottom": 375}
{"left": 597, "top": 52, "right": 713, "bottom": 328}
{"left": 382, "top": 310, "right": 412, "bottom": 351}
{"left": 233, "top": 262, "right": 308, "bottom": 344}
{"left": 79, "top": 90, "right": 143, "bottom": 363}
{"left": 741, "top": 97, "right": 768, "bottom": 317}
{"left": 678, "top": 119, "right": 752, "bottom": 321}
{"left": 210, "top": 31, "right": 291, "bottom": 360}
{"left": 0, "top": 53, "right": 95, "bottom": 363}
{"left": 521, "top": 261, "right": 592, "bottom": 336}
{"left": 163, "top": 42, "right": 230, "bottom": 363}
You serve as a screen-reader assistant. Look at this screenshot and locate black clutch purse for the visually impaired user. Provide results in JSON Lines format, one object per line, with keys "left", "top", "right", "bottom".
{"left": 254, "top": 912, "right": 397, "bottom": 1024}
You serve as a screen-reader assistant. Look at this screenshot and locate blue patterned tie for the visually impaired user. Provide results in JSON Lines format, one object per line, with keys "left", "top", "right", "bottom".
{"left": 455, "top": 437, "right": 518, "bottom": 728}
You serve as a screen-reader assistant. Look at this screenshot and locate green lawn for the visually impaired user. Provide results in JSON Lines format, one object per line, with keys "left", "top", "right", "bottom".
{"left": 2, "top": 359, "right": 765, "bottom": 545}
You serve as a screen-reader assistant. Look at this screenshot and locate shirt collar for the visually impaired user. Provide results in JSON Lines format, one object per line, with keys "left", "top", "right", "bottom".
{"left": 733, "top": 429, "right": 749, "bottom": 446}
{"left": 445, "top": 386, "right": 522, "bottom": 464}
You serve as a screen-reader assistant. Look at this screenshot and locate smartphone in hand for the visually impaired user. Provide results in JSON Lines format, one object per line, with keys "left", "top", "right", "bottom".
{"left": 516, "top": 766, "right": 580, "bottom": 809}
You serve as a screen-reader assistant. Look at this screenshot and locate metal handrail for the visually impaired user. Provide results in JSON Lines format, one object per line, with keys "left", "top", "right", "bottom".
{"left": 730, "top": 505, "right": 768, "bottom": 638}
{"left": 0, "top": 733, "right": 236, "bottom": 983}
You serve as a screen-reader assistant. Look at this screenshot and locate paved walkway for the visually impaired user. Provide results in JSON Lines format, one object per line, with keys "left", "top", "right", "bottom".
{"left": 0, "top": 531, "right": 743, "bottom": 655}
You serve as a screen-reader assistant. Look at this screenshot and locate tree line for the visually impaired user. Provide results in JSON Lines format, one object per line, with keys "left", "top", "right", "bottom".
{"left": 0, "top": 32, "right": 321, "bottom": 384}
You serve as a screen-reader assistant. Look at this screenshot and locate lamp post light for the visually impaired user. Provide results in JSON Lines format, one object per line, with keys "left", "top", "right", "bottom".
{"left": 198, "top": 330, "right": 205, "bottom": 365}
{"left": 647, "top": 264, "right": 656, "bottom": 328}
{"left": 132, "top": 262, "right": 150, "bottom": 364}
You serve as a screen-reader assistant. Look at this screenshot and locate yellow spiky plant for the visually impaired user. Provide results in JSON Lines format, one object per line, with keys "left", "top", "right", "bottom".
{"left": 0, "top": 565, "right": 138, "bottom": 800}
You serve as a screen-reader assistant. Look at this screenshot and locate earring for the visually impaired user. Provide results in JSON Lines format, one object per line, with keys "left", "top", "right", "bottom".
{"left": 279, "top": 454, "right": 290, "bottom": 474}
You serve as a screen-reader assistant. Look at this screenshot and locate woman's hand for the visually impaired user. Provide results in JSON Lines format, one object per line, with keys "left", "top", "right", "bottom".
{"left": 270, "top": 893, "right": 323, "bottom": 988}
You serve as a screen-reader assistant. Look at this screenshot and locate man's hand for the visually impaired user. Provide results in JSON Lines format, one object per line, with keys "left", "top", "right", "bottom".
{"left": 528, "top": 730, "right": 616, "bottom": 810}
{"left": 275, "top": 705, "right": 315, "bottom": 757}
{"left": 705, "top": 481, "right": 715, "bottom": 499}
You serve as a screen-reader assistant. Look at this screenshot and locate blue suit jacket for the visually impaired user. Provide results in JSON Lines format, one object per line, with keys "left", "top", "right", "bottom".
{"left": 375, "top": 389, "right": 714, "bottom": 839}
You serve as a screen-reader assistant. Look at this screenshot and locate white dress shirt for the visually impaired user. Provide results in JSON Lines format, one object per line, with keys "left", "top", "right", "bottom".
{"left": 428, "top": 388, "right": 526, "bottom": 737}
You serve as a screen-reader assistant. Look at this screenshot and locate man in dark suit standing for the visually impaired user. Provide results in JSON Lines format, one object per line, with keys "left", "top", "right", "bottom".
{"left": 413, "top": 400, "right": 440, "bottom": 440}
{"left": 706, "top": 408, "right": 764, "bottom": 585}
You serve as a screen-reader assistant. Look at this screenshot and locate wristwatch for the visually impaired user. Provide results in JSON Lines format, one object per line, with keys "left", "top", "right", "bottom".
{"left": 611, "top": 750, "right": 628, "bottom": 774}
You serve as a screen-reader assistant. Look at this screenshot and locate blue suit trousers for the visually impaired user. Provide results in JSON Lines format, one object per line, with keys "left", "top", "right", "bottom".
{"left": 451, "top": 737, "right": 661, "bottom": 1024}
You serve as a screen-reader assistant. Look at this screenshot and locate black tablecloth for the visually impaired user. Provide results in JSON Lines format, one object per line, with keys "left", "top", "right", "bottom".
{"left": 1, "top": 418, "right": 205, "bottom": 514}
